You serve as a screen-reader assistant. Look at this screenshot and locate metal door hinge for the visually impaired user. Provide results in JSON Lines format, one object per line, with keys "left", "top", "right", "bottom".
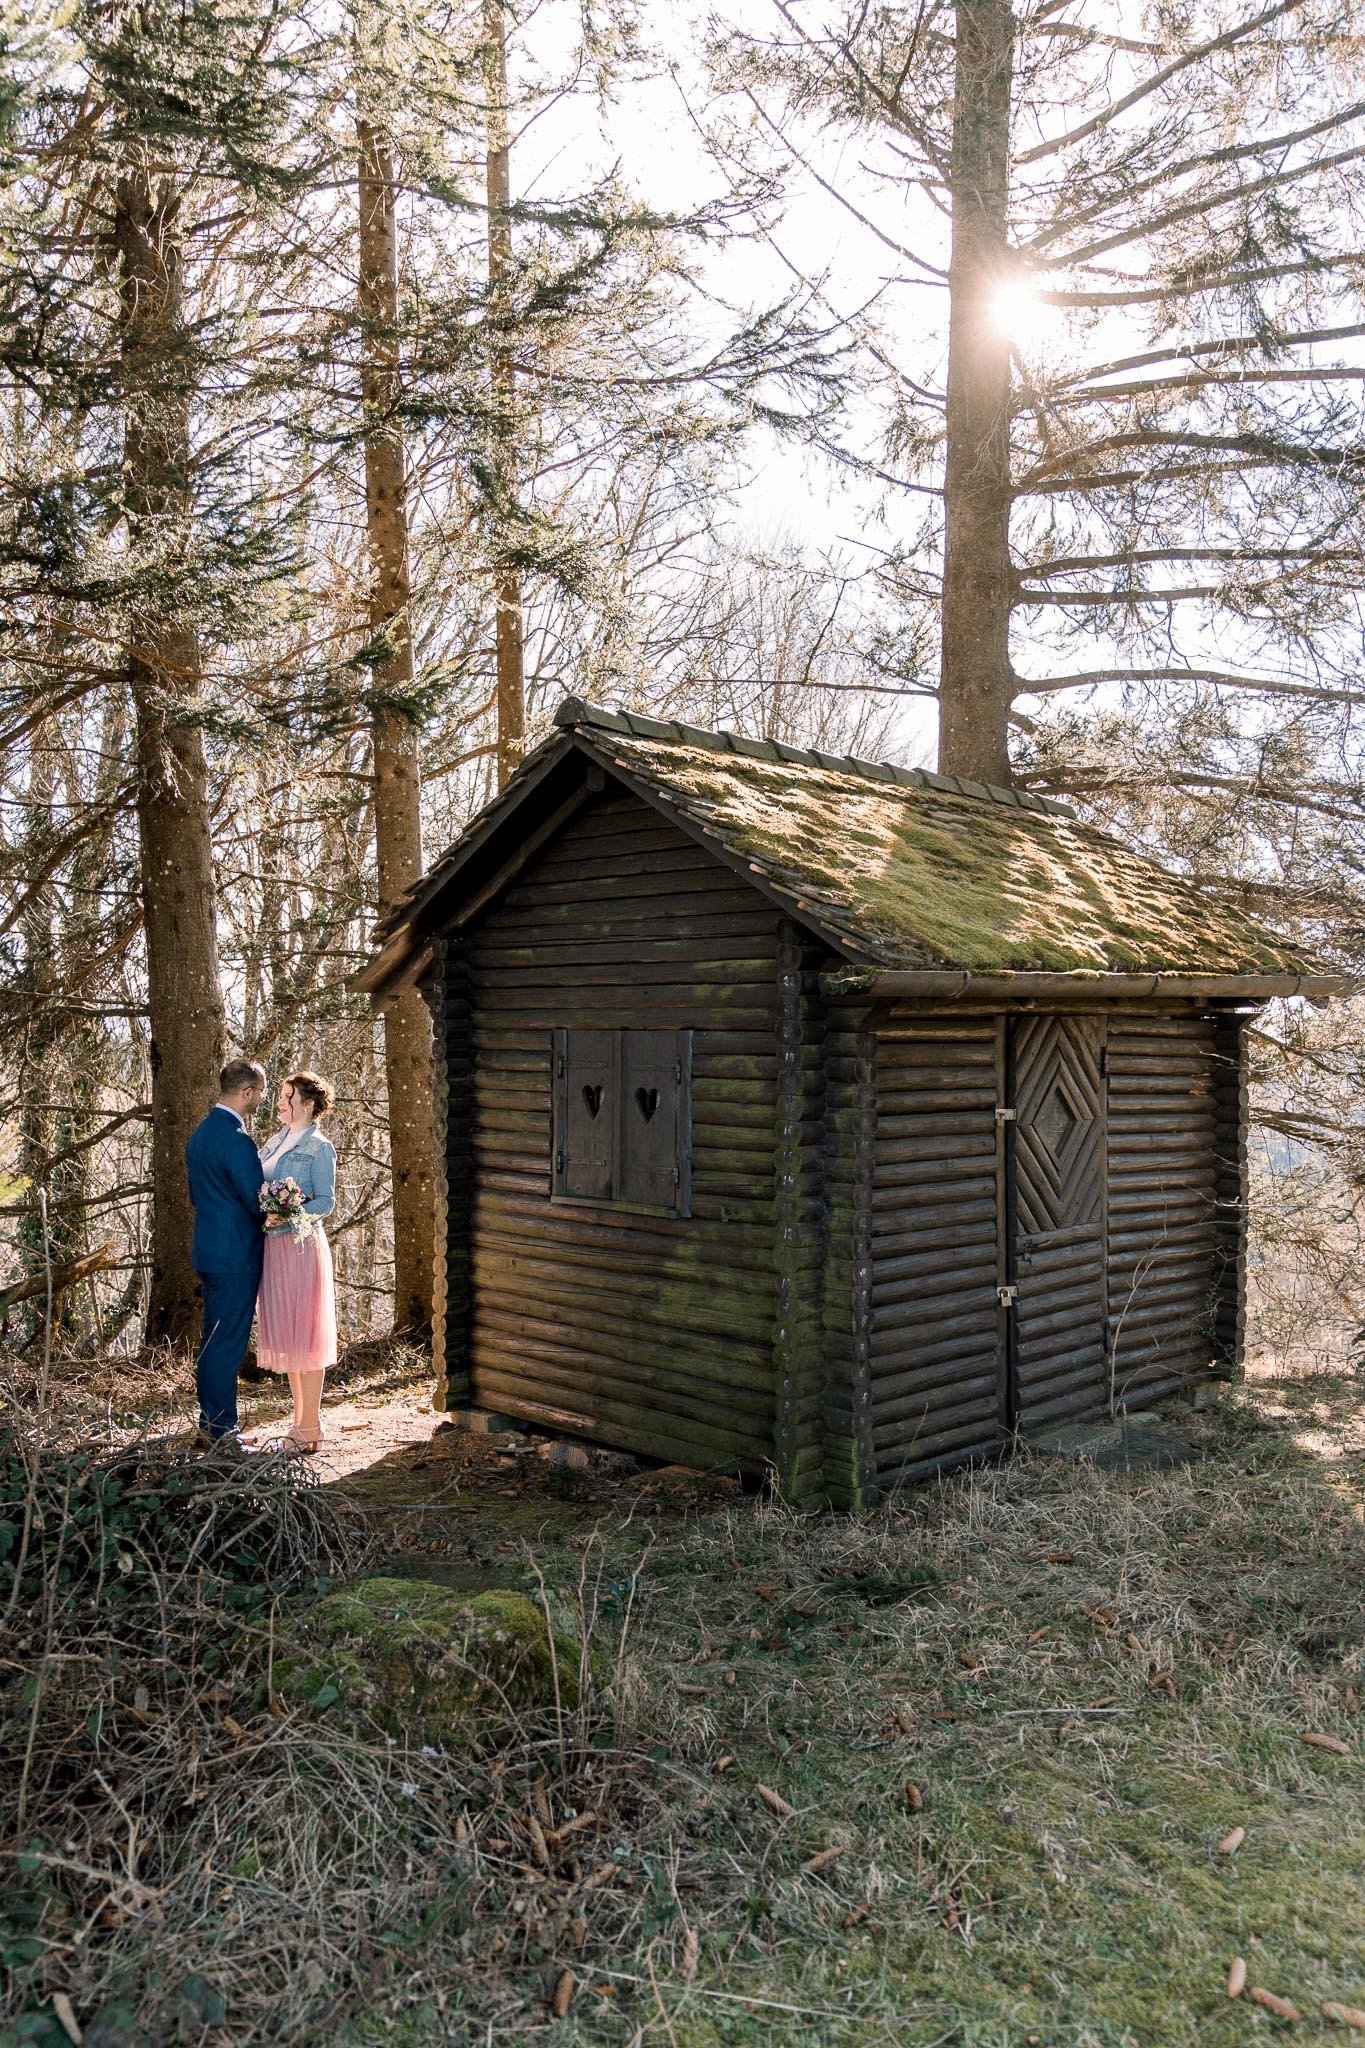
{"left": 996, "top": 1106, "right": 1016, "bottom": 1122}
{"left": 997, "top": 1283, "right": 1018, "bottom": 1308}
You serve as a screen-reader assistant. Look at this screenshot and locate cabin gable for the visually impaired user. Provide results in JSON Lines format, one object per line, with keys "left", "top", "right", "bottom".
{"left": 434, "top": 780, "right": 841, "bottom": 1478}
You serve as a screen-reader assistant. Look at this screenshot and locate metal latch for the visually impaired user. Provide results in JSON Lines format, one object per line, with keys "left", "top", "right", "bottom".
{"left": 995, "top": 1106, "right": 1016, "bottom": 1122}
{"left": 997, "top": 1284, "right": 1018, "bottom": 1308}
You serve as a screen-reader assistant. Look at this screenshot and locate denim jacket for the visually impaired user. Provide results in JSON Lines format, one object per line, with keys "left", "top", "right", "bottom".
{"left": 258, "top": 1123, "right": 337, "bottom": 1219}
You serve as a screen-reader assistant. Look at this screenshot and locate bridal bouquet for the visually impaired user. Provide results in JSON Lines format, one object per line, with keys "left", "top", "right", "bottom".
{"left": 260, "top": 1176, "right": 315, "bottom": 1245}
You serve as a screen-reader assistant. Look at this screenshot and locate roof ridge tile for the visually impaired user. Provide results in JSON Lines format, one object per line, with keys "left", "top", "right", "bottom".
{"left": 553, "top": 694, "right": 1073, "bottom": 817}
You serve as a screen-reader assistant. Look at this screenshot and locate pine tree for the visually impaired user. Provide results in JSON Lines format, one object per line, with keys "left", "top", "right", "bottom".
{"left": 347, "top": 0, "right": 841, "bottom": 777}
{"left": 1, "top": 0, "right": 845, "bottom": 1348}
{"left": 356, "top": 67, "right": 436, "bottom": 1332}
{"left": 715, "top": 0, "right": 1365, "bottom": 796}
{"left": 481, "top": 0, "right": 527, "bottom": 787}
{"left": 0, "top": 0, "right": 323, "bottom": 1341}
{"left": 115, "top": 159, "right": 228, "bottom": 1340}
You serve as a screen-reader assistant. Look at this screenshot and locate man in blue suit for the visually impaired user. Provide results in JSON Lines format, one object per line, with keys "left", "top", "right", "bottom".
{"left": 185, "top": 1059, "right": 268, "bottom": 1447}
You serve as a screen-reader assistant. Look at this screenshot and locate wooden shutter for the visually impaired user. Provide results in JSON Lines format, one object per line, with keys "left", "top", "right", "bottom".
{"left": 552, "top": 1027, "right": 691, "bottom": 1213}
{"left": 619, "top": 1029, "right": 691, "bottom": 1214}
{"left": 554, "top": 1028, "right": 614, "bottom": 1199}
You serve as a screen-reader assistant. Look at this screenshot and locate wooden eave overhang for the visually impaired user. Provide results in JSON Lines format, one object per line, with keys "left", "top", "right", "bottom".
{"left": 822, "top": 967, "right": 1350, "bottom": 1004}
{"left": 352, "top": 736, "right": 578, "bottom": 1001}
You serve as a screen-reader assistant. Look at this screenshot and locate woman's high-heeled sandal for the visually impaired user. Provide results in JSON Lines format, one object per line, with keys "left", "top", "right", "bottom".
{"left": 282, "top": 1429, "right": 323, "bottom": 1455}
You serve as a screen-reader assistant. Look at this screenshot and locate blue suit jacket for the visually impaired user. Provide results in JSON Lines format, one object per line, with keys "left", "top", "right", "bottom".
{"left": 187, "top": 1106, "right": 266, "bottom": 1274}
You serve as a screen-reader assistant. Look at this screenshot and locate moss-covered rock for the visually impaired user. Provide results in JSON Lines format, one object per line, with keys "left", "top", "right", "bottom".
{"left": 272, "top": 1576, "right": 584, "bottom": 1744}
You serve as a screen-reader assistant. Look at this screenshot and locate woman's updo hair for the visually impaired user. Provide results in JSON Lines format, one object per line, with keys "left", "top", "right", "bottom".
{"left": 286, "top": 1070, "right": 335, "bottom": 1119}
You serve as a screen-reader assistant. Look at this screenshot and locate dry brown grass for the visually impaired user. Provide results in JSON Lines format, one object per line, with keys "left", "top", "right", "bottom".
{"left": 0, "top": 1379, "right": 666, "bottom": 2046}
{"left": 590, "top": 1389, "right": 1365, "bottom": 2045}
{"left": 4, "top": 1368, "right": 1365, "bottom": 2046}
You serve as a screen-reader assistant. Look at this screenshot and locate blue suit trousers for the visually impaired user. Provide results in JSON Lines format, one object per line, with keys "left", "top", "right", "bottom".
{"left": 196, "top": 1268, "right": 260, "bottom": 1438}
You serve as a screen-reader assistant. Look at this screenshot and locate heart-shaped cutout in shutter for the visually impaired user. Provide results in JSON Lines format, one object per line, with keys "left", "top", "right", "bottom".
{"left": 635, "top": 1087, "right": 660, "bottom": 1123}
{"left": 581, "top": 1084, "right": 603, "bottom": 1118}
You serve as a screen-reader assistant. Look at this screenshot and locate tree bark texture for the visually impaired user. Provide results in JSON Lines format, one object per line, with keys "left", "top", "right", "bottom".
{"left": 18, "top": 722, "right": 85, "bottom": 1341}
{"left": 484, "top": 0, "right": 526, "bottom": 790}
{"left": 358, "top": 116, "right": 435, "bottom": 1333}
{"left": 939, "top": 0, "right": 1016, "bottom": 787}
{"left": 116, "top": 167, "right": 227, "bottom": 1348}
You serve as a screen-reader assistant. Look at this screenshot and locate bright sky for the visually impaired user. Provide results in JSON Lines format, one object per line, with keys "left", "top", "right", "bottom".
{"left": 502, "top": 0, "right": 1365, "bottom": 774}
{"left": 507, "top": 0, "right": 946, "bottom": 757}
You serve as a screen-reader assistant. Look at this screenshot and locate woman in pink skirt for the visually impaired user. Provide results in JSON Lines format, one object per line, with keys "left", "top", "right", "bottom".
{"left": 257, "top": 1070, "right": 339, "bottom": 1453}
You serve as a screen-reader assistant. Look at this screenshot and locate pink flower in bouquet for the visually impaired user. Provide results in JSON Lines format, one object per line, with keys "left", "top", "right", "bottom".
{"left": 259, "top": 1176, "right": 315, "bottom": 1243}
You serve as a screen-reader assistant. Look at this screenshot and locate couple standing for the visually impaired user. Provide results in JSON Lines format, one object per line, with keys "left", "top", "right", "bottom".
{"left": 185, "top": 1059, "right": 339, "bottom": 1454}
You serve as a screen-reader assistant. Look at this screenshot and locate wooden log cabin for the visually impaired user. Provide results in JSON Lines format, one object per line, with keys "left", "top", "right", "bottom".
{"left": 356, "top": 697, "right": 1340, "bottom": 1509}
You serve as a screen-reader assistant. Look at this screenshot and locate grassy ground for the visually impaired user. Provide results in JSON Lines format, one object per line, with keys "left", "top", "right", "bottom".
{"left": 4, "top": 1353, "right": 1364, "bottom": 2046}
{"left": 317, "top": 1358, "right": 1365, "bottom": 2047}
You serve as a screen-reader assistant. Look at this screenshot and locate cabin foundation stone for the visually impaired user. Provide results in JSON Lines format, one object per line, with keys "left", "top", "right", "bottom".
{"left": 441, "top": 1409, "right": 520, "bottom": 1436}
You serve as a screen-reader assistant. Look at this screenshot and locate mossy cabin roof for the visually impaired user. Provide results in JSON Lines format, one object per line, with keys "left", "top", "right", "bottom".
{"left": 366, "top": 697, "right": 1315, "bottom": 984}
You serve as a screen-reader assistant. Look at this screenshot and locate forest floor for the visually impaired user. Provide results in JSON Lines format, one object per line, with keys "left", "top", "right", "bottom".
{"left": 5, "top": 1349, "right": 1365, "bottom": 2047}
{"left": 249, "top": 1350, "right": 1365, "bottom": 2045}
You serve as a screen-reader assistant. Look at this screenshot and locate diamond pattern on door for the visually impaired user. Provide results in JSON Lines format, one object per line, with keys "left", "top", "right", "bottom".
{"left": 1033, "top": 1084, "right": 1075, "bottom": 1157}
{"left": 1012, "top": 1016, "right": 1103, "bottom": 1240}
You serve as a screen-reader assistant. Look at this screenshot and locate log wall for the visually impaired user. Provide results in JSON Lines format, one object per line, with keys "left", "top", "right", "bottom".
{"left": 460, "top": 786, "right": 786, "bottom": 1472}
{"left": 819, "top": 1012, "right": 877, "bottom": 1509}
{"left": 865, "top": 1016, "right": 1006, "bottom": 1486}
{"left": 1210, "top": 1009, "right": 1249, "bottom": 1375}
{"left": 771, "top": 921, "right": 830, "bottom": 1508}
{"left": 429, "top": 935, "right": 474, "bottom": 1406}
{"left": 1105, "top": 1013, "right": 1220, "bottom": 1405}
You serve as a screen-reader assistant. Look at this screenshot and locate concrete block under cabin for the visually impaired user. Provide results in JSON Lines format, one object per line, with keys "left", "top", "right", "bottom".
{"left": 356, "top": 697, "right": 1342, "bottom": 1511}
{"left": 445, "top": 1408, "right": 519, "bottom": 1435}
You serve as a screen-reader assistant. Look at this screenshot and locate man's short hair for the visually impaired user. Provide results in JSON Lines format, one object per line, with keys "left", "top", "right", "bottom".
{"left": 220, "top": 1059, "right": 267, "bottom": 1095}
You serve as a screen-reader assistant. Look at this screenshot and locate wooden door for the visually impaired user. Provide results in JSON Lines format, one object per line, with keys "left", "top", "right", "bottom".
{"left": 1007, "top": 1014, "right": 1108, "bottom": 1429}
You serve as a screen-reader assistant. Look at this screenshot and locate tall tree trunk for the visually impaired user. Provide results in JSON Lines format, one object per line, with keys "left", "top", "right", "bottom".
{"left": 17, "top": 721, "right": 80, "bottom": 1344}
{"left": 938, "top": 0, "right": 1016, "bottom": 787}
{"left": 116, "top": 168, "right": 226, "bottom": 1348}
{"left": 357, "top": 116, "right": 435, "bottom": 1334}
{"left": 484, "top": 0, "right": 525, "bottom": 789}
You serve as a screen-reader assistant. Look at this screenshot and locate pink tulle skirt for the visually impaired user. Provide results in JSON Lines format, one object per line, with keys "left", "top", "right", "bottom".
{"left": 257, "top": 1226, "right": 337, "bottom": 1374}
